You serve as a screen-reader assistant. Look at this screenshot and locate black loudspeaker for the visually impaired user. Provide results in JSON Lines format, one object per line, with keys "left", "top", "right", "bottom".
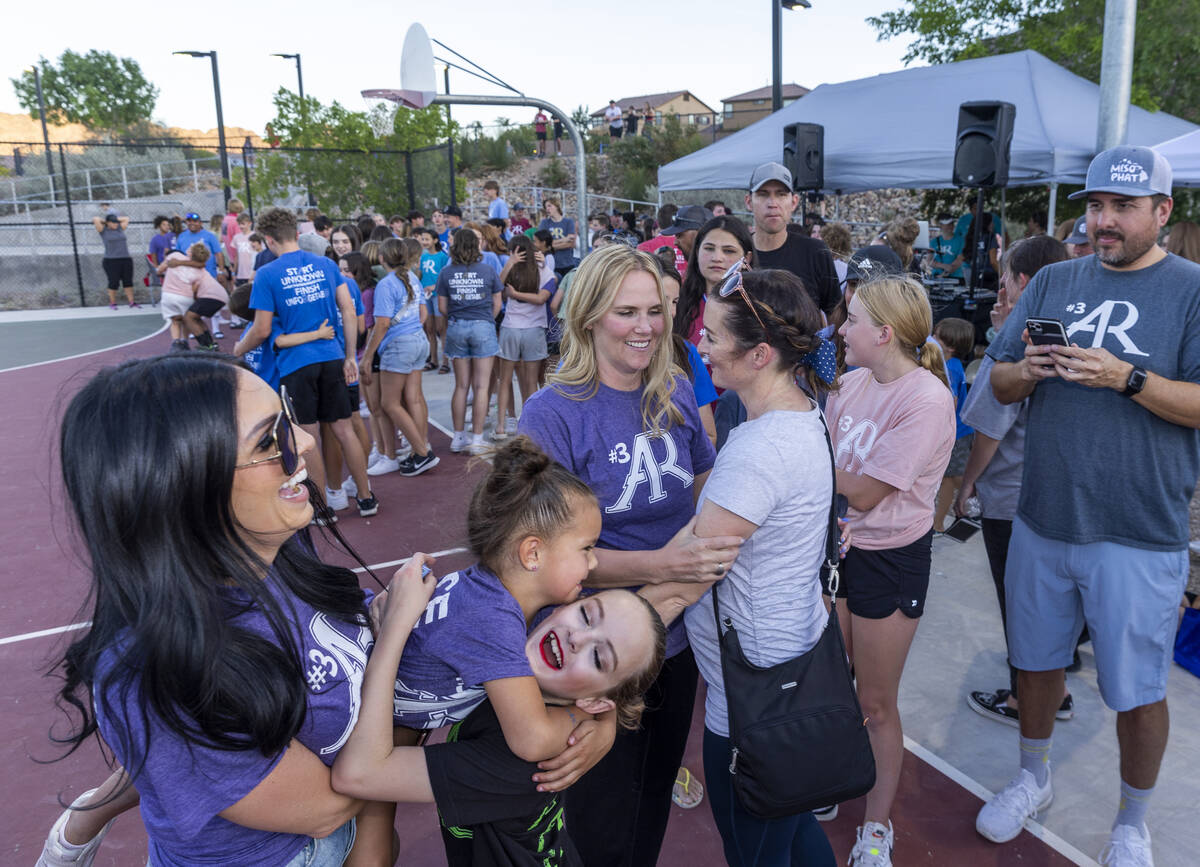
{"left": 783, "top": 123, "right": 824, "bottom": 190}
{"left": 953, "top": 101, "right": 1016, "bottom": 187}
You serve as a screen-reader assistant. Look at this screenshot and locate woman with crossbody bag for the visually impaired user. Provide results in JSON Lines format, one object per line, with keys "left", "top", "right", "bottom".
{"left": 684, "top": 268, "right": 847, "bottom": 866}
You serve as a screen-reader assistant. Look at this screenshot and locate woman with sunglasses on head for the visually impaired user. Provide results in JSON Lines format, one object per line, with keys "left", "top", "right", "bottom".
{"left": 826, "top": 275, "right": 955, "bottom": 867}
{"left": 38, "top": 354, "right": 377, "bottom": 867}
{"left": 518, "top": 244, "right": 744, "bottom": 867}
{"left": 676, "top": 216, "right": 757, "bottom": 346}
{"left": 685, "top": 268, "right": 840, "bottom": 866}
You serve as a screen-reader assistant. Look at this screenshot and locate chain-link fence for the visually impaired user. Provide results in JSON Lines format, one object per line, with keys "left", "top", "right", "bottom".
{"left": 0, "top": 139, "right": 455, "bottom": 310}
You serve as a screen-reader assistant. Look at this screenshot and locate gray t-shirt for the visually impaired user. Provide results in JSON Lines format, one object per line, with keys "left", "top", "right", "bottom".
{"left": 959, "top": 356, "right": 1026, "bottom": 521}
{"left": 987, "top": 253, "right": 1200, "bottom": 550}
{"left": 100, "top": 226, "right": 130, "bottom": 259}
{"left": 684, "top": 407, "right": 831, "bottom": 737}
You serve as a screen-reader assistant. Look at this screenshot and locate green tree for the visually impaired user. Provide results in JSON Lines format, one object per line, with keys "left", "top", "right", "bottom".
{"left": 868, "top": 0, "right": 1200, "bottom": 121}
{"left": 607, "top": 114, "right": 704, "bottom": 201}
{"left": 11, "top": 50, "right": 159, "bottom": 133}
{"left": 241, "top": 90, "right": 459, "bottom": 217}
{"left": 571, "top": 105, "right": 591, "bottom": 128}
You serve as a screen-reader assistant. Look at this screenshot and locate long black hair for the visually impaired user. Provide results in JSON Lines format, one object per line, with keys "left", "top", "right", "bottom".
{"left": 53, "top": 354, "right": 368, "bottom": 786}
{"left": 677, "top": 215, "right": 756, "bottom": 340}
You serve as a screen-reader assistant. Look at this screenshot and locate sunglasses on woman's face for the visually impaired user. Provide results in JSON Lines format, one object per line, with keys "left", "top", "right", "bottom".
{"left": 235, "top": 386, "right": 300, "bottom": 476}
{"left": 716, "top": 261, "right": 768, "bottom": 334}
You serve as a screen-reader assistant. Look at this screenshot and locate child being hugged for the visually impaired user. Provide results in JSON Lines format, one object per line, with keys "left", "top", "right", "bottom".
{"left": 335, "top": 436, "right": 667, "bottom": 865}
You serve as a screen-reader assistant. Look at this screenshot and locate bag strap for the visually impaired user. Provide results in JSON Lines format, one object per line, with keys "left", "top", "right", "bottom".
{"left": 712, "top": 407, "right": 842, "bottom": 637}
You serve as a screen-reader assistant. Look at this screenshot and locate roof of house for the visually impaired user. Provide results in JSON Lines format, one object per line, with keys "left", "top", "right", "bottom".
{"left": 722, "top": 83, "right": 810, "bottom": 103}
{"left": 589, "top": 91, "right": 717, "bottom": 117}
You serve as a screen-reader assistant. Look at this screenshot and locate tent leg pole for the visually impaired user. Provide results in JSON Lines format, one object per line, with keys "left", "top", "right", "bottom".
{"left": 1047, "top": 183, "right": 1058, "bottom": 235}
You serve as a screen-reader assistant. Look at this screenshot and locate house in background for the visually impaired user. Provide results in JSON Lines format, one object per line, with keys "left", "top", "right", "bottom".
{"left": 589, "top": 91, "right": 720, "bottom": 130}
{"left": 720, "top": 83, "right": 810, "bottom": 132}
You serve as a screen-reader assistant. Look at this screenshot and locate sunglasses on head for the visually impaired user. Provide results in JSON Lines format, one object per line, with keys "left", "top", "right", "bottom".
{"left": 716, "top": 261, "right": 768, "bottom": 334}
{"left": 235, "top": 386, "right": 300, "bottom": 476}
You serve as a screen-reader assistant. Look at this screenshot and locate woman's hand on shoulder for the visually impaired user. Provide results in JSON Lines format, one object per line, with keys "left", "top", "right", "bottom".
{"left": 373, "top": 555, "right": 437, "bottom": 638}
{"left": 656, "top": 515, "right": 744, "bottom": 584}
{"left": 531, "top": 711, "right": 617, "bottom": 793}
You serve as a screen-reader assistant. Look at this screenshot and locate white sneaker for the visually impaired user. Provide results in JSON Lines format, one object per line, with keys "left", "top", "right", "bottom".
{"left": 505, "top": 416, "right": 518, "bottom": 435}
{"left": 450, "top": 431, "right": 469, "bottom": 453}
{"left": 367, "top": 455, "right": 401, "bottom": 476}
{"left": 324, "top": 487, "right": 349, "bottom": 511}
{"left": 976, "top": 767, "right": 1053, "bottom": 843}
{"left": 359, "top": 400, "right": 370, "bottom": 418}
{"left": 367, "top": 447, "right": 384, "bottom": 468}
{"left": 395, "top": 436, "right": 413, "bottom": 459}
{"left": 1100, "top": 824, "right": 1153, "bottom": 866}
{"left": 36, "top": 788, "right": 114, "bottom": 867}
{"left": 850, "top": 820, "right": 893, "bottom": 867}
{"left": 341, "top": 476, "right": 358, "bottom": 498}
{"left": 469, "top": 434, "right": 488, "bottom": 455}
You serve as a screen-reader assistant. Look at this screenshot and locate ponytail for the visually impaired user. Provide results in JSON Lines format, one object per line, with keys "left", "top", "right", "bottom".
{"left": 380, "top": 238, "right": 414, "bottom": 303}
{"left": 917, "top": 339, "right": 949, "bottom": 389}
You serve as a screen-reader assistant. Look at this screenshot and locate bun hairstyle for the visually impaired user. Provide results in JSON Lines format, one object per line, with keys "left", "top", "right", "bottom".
{"left": 605, "top": 593, "right": 666, "bottom": 730}
{"left": 854, "top": 275, "right": 948, "bottom": 388}
{"left": 884, "top": 216, "right": 920, "bottom": 268}
{"left": 712, "top": 268, "right": 837, "bottom": 396}
{"left": 467, "top": 436, "right": 597, "bottom": 574}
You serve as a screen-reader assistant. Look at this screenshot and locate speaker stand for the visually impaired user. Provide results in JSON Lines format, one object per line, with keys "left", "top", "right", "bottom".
{"left": 968, "top": 188, "right": 986, "bottom": 305}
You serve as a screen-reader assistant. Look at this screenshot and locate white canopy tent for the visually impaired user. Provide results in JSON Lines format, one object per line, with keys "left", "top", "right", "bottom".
{"left": 1153, "top": 130, "right": 1200, "bottom": 188}
{"left": 658, "top": 50, "right": 1197, "bottom": 195}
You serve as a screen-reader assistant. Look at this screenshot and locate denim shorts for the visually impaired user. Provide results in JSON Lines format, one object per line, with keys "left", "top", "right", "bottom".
{"left": 497, "top": 325, "right": 548, "bottom": 362}
{"left": 379, "top": 331, "right": 429, "bottom": 374}
{"left": 1005, "top": 516, "right": 1188, "bottom": 711}
{"left": 425, "top": 291, "right": 442, "bottom": 318}
{"left": 445, "top": 318, "right": 499, "bottom": 359}
{"left": 281, "top": 818, "right": 355, "bottom": 867}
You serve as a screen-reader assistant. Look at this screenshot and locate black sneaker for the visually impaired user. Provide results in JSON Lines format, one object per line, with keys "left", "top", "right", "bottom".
{"left": 356, "top": 494, "right": 379, "bottom": 517}
{"left": 399, "top": 451, "right": 440, "bottom": 477}
{"left": 967, "top": 688, "right": 1075, "bottom": 728}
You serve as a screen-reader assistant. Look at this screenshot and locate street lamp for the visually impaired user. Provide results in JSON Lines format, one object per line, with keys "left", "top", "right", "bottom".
{"left": 173, "top": 50, "right": 231, "bottom": 206}
{"left": 774, "top": 0, "right": 812, "bottom": 113}
{"left": 271, "top": 53, "right": 314, "bottom": 205}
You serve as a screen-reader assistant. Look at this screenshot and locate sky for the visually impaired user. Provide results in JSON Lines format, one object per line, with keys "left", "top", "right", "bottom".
{"left": 2, "top": 0, "right": 922, "bottom": 135}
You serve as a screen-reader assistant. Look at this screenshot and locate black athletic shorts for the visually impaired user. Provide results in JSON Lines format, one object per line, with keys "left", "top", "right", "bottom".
{"left": 188, "top": 297, "right": 224, "bottom": 318}
{"left": 347, "top": 383, "right": 360, "bottom": 407}
{"left": 536, "top": 130, "right": 547, "bottom": 141}
{"left": 102, "top": 257, "right": 134, "bottom": 290}
{"left": 823, "top": 528, "right": 933, "bottom": 619}
{"left": 280, "top": 359, "right": 354, "bottom": 425}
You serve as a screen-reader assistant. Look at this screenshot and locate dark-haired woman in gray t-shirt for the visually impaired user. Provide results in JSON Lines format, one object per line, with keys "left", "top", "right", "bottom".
{"left": 92, "top": 212, "right": 138, "bottom": 309}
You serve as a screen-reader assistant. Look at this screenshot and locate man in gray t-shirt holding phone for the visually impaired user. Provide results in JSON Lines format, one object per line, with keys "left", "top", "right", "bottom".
{"left": 975, "top": 146, "right": 1200, "bottom": 864}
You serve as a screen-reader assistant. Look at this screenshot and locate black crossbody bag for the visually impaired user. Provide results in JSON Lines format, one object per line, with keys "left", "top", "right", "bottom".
{"left": 711, "top": 417, "right": 876, "bottom": 819}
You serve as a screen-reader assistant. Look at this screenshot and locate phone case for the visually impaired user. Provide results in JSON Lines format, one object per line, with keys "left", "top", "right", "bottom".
{"left": 1026, "top": 318, "right": 1069, "bottom": 346}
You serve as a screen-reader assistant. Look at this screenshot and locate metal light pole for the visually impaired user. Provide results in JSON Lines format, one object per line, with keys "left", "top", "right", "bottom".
{"left": 444, "top": 65, "right": 456, "bottom": 207}
{"left": 1096, "top": 0, "right": 1137, "bottom": 151}
{"left": 31, "top": 65, "right": 54, "bottom": 178}
{"left": 174, "top": 50, "right": 232, "bottom": 206}
{"left": 774, "top": 1, "right": 811, "bottom": 113}
{"left": 271, "top": 53, "right": 314, "bottom": 205}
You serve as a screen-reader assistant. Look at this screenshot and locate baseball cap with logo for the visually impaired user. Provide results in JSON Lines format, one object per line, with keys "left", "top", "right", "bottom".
{"left": 1067, "top": 145, "right": 1172, "bottom": 200}
{"left": 1066, "top": 215, "right": 1089, "bottom": 245}
{"left": 749, "top": 161, "right": 793, "bottom": 194}
{"left": 184, "top": 212, "right": 201, "bottom": 221}
{"left": 661, "top": 205, "right": 713, "bottom": 236}
{"left": 844, "top": 245, "right": 903, "bottom": 283}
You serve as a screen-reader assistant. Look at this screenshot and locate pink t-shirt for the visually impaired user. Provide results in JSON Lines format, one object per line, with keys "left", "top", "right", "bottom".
{"left": 825, "top": 366, "right": 955, "bottom": 550}
{"left": 196, "top": 271, "right": 229, "bottom": 304}
{"left": 160, "top": 251, "right": 203, "bottom": 297}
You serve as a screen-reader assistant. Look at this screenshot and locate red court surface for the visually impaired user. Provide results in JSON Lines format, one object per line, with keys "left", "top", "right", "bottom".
{"left": 1, "top": 328, "right": 1081, "bottom": 865}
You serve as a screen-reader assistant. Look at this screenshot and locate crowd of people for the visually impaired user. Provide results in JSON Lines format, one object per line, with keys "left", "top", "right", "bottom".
{"left": 39, "top": 144, "right": 1200, "bottom": 867}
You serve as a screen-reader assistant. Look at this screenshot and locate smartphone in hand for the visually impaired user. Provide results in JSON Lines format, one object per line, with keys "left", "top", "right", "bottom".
{"left": 942, "top": 516, "right": 982, "bottom": 542}
{"left": 1026, "top": 317, "right": 1070, "bottom": 347}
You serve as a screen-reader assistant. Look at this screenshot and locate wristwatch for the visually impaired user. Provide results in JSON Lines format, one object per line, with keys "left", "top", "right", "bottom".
{"left": 1122, "top": 366, "right": 1148, "bottom": 398}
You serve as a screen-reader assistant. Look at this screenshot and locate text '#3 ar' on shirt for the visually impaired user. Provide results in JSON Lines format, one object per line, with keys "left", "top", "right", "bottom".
{"left": 987, "top": 253, "right": 1200, "bottom": 550}
{"left": 93, "top": 577, "right": 372, "bottom": 867}
{"left": 249, "top": 250, "right": 347, "bottom": 378}
{"left": 392, "top": 563, "right": 532, "bottom": 730}
{"left": 436, "top": 261, "right": 503, "bottom": 321}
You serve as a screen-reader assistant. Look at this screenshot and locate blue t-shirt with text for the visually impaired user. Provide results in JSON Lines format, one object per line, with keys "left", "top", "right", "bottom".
{"left": 436, "top": 262, "right": 503, "bottom": 322}
{"left": 538, "top": 217, "right": 578, "bottom": 269}
{"left": 250, "top": 250, "right": 347, "bottom": 378}
{"left": 420, "top": 250, "right": 450, "bottom": 289}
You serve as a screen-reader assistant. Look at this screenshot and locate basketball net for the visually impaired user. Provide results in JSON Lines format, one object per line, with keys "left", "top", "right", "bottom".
{"left": 365, "top": 98, "right": 397, "bottom": 140}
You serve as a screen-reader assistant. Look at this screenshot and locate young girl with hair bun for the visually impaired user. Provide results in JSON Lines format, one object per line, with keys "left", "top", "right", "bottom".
{"left": 827, "top": 274, "right": 955, "bottom": 867}
{"left": 336, "top": 436, "right": 669, "bottom": 865}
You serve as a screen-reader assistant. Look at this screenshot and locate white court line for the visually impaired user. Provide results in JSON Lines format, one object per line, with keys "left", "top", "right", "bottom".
{"left": 903, "top": 735, "right": 1098, "bottom": 866}
{"left": 1, "top": 548, "right": 471, "bottom": 647}
{"left": 0, "top": 322, "right": 169, "bottom": 374}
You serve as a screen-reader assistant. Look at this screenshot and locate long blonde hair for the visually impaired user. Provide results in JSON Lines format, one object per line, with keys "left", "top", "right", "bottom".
{"left": 855, "top": 275, "right": 948, "bottom": 388}
{"left": 552, "top": 245, "right": 684, "bottom": 433}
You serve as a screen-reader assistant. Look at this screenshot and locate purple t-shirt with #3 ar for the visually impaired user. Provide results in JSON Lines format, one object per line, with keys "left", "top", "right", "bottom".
{"left": 93, "top": 579, "right": 373, "bottom": 867}
{"left": 393, "top": 562, "right": 532, "bottom": 730}
{"left": 519, "top": 375, "right": 716, "bottom": 656}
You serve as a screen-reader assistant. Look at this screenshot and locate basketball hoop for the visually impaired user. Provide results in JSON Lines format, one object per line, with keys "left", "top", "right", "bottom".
{"left": 364, "top": 96, "right": 398, "bottom": 139}
{"left": 359, "top": 25, "right": 437, "bottom": 120}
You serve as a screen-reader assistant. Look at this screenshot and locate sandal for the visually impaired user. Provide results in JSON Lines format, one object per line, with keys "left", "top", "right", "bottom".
{"left": 438, "top": 361, "right": 451, "bottom": 374}
{"left": 423, "top": 360, "right": 437, "bottom": 371}
{"left": 672, "top": 766, "right": 704, "bottom": 809}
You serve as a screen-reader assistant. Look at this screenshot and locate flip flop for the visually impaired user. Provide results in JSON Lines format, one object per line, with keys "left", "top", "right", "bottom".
{"left": 672, "top": 766, "right": 704, "bottom": 809}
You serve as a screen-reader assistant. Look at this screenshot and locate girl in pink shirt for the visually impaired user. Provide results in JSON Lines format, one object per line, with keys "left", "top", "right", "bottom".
{"left": 825, "top": 275, "right": 955, "bottom": 867}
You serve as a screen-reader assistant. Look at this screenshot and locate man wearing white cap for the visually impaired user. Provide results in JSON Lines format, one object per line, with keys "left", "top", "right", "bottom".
{"left": 979, "top": 145, "right": 1200, "bottom": 865}
{"left": 744, "top": 162, "right": 841, "bottom": 316}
